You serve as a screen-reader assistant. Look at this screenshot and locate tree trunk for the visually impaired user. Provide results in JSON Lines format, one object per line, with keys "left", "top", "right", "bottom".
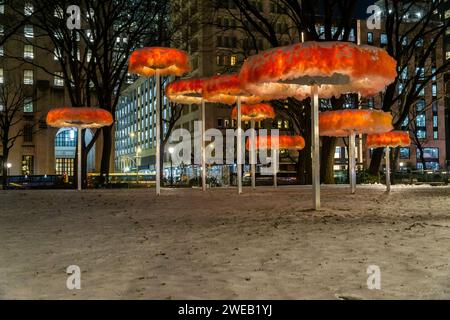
{"left": 1, "top": 152, "right": 8, "bottom": 190}
{"left": 320, "top": 136, "right": 336, "bottom": 184}
{"left": 99, "top": 125, "right": 113, "bottom": 185}
{"left": 368, "top": 147, "right": 384, "bottom": 180}
{"left": 81, "top": 129, "right": 88, "bottom": 189}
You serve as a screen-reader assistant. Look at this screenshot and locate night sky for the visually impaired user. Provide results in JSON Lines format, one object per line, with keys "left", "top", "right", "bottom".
{"left": 355, "top": 0, "right": 377, "bottom": 19}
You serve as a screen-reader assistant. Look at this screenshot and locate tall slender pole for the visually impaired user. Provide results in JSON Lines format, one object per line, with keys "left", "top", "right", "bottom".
{"left": 155, "top": 72, "right": 161, "bottom": 196}
{"left": 251, "top": 120, "right": 256, "bottom": 190}
{"left": 311, "top": 85, "right": 320, "bottom": 210}
{"left": 349, "top": 132, "right": 356, "bottom": 194}
{"left": 385, "top": 147, "right": 391, "bottom": 192}
{"left": 273, "top": 148, "right": 278, "bottom": 188}
{"left": 201, "top": 99, "right": 206, "bottom": 191}
{"left": 237, "top": 96, "right": 242, "bottom": 194}
{"left": 77, "top": 127, "right": 82, "bottom": 191}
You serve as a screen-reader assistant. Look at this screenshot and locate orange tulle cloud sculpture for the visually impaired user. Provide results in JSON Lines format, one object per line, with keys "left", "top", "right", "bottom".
{"left": 239, "top": 41, "right": 397, "bottom": 100}
{"left": 231, "top": 103, "right": 275, "bottom": 121}
{"left": 166, "top": 78, "right": 204, "bottom": 104}
{"left": 46, "top": 107, "right": 113, "bottom": 129}
{"left": 246, "top": 135, "right": 305, "bottom": 150}
{"left": 128, "top": 47, "right": 191, "bottom": 77}
{"left": 319, "top": 109, "right": 393, "bottom": 137}
{"left": 203, "top": 73, "right": 267, "bottom": 105}
{"left": 366, "top": 131, "right": 411, "bottom": 148}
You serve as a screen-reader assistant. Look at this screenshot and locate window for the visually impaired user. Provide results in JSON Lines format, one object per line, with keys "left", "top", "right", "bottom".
{"left": 434, "top": 131, "right": 438, "bottom": 140}
{"left": 0, "top": 4, "right": 4, "bottom": 14}
{"left": 22, "top": 155, "right": 34, "bottom": 175}
{"left": 23, "top": 70, "right": 33, "bottom": 85}
{"left": 24, "top": 25, "right": 33, "bottom": 38}
{"left": 367, "top": 32, "right": 373, "bottom": 44}
{"left": 380, "top": 33, "right": 388, "bottom": 45}
{"left": 23, "top": 97, "right": 33, "bottom": 113}
{"left": 0, "top": 24, "right": 4, "bottom": 36}
{"left": 54, "top": 71, "right": 64, "bottom": 86}
{"left": 416, "top": 114, "right": 425, "bottom": 127}
{"left": 399, "top": 147, "right": 410, "bottom": 159}
{"left": 230, "top": 55, "right": 237, "bottom": 66}
{"left": 55, "top": 129, "right": 76, "bottom": 147}
{"left": 24, "top": 44, "right": 34, "bottom": 59}
{"left": 54, "top": 6, "right": 64, "bottom": 18}
{"left": 432, "top": 84, "right": 437, "bottom": 97}
{"left": 433, "top": 115, "right": 438, "bottom": 128}
{"left": 23, "top": 124, "right": 33, "bottom": 142}
{"left": 54, "top": 47, "right": 62, "bottom": 60}
{"left": 0, "top": 45, "right": 3, "bottom": 56}
{"left": 417, "top": 148, "right": 439, "bottom": 159}
{"left": 56, "top": 158, "right": 74, "bottom": 176}
{"left": 416, "top": 130, "right": 426, "bottom": 139}
{"left": 24, "top": 2, "right": 33, "bottom": 16}
{"left": 0, "top": 68, "right": 3, "bottom": 84}
{"left": 415, "top": 67, "right": 424, "bottom": 80}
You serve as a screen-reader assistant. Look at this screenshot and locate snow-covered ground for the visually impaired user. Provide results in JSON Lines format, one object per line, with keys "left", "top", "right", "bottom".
{"left": 1, "top": 185, "right": 450, "bottom": 299}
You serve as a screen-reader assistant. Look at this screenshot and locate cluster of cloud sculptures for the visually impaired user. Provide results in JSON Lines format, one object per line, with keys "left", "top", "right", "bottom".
{"left": 46, "top": 107, "right": 113, "bottom": 190}
{"left": 367, "top": 131, "right": 411, "bottom": 192}
{"left": 239, "top": 41, "right": 397, "bottom": 209}
{"left": 44, "top": 41, "right": 398, "bottom": 207}
{"left": 128, "top": 47, "right": 191, "bottom": 196}
{"left": 320, "top": 109, "right": 394, "bottom": 194}
{"left": 247, "top": 135, "right": 306, "bottom": 188}
{"left": 202, "top": 73, "right": 267, "bottom": 194}
{"left": 231, "top": 103, "right": 275, "bottom": 190}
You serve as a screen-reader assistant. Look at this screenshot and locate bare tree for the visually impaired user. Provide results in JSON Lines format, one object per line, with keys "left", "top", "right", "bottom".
{"left": 367, "top": 0, "right": 450, "bottom": 176}
{"left": 0, "top": 80, "right": 38, "bottom": 189}
{"left": 208, "top": 0, "right": 358, "bottom": 184}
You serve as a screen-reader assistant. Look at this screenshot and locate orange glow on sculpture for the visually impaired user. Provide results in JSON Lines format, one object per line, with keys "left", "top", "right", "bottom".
{"left": 231, "top": 103, "right": 275, "bottom": 121}
{"left": 247, "top": 135, "right": 306, "bottom": 150}
{"left": 202, "top": 73, "right": 266, "bottom": 105}
{"left": 319, "top": 109, "right": 393, "bottom": 137}
{"left": 128, "top": 47, "right": 191, "bottom": 77}
{"left": 46, "top": 107, "right": 113, "bottom": 128}
{"left": 166, "top": 78, "right": 204, "bottom": 104}
{"left": 366, "top": 131, "right": 411, "bottom": 148}
{"left": 239, "top": 41, "right": 397, "bottom": 99}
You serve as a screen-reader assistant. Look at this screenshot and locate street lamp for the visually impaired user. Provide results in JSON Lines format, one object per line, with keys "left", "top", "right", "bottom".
{"left": 6, "top": 163, "right": 11, "bottom": 187}
{"left": 168, "top": 147, "right": 174, "bottom": 187}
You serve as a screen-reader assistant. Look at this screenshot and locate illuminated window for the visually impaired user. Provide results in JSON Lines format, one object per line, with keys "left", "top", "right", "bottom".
{"left": 24, "top": 2, "right": 33, "bottom": 16}
{"left": 54, "top": 72, "right": 64, "bottom": 86}
{"left": 23, "top": 70, "right": 33, "bottom": 85}
{"left": 22, "top": 155, "right": 34, "bottom": 175}
{"left": 54, "top": 47, "right": 62, "bottom": 60}
{"left": 23, "top": 97, "right": 33, "bottom": 113}
{"left": 24, "top": 25, "right": 33, "bottom": 38}
{"left": 24, "top": 44, "right": 34, "bottom": 59}
{"left": 230, "top": 55, "right": 237, "bottom": 66}
{"left": 0, "top": 68, "right": 4, "bottom": 84}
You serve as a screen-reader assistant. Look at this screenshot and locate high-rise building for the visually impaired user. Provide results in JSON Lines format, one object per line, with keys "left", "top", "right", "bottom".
{"left": 0, "top": 2, "right": 99, "bottom": 179}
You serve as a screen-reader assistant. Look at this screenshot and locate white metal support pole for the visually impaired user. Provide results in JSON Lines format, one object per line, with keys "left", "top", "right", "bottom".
{"left": 155, "top": 72, "right": 161, "bottom": 196}
{"left": 385, "top": 147, "right": 391, "bottom": 192}
{"left": 349, "top": 132, "right": 356, "bottom": 194}
{"left": 251, "top": 120, "right": 256, "bottom": 190}
{"left": 273, "top": 148, "right": 278, "bottom": 188}
{"left": 201, "top": 99, "right": 206, "bottom": 191}
{"left": 237, "top": 96, "right": 242, "bottom": 194}
{"left": 77, "top": 127, "right": 82, "bottom": 191}
{"left": 311, "top": 85, "right": 320, "bottom": 210}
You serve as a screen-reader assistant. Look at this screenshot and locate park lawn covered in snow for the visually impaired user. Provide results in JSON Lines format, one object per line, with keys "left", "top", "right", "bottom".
{"left": 0, "top": 185, "right": 450, "bottom": 299}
